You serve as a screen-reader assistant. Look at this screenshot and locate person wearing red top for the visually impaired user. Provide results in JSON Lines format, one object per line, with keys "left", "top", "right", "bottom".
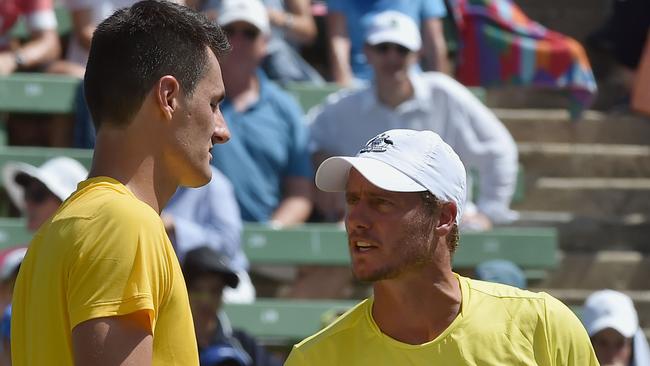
{"left": 0, "top": 0, "right": 60, "bottom": 75}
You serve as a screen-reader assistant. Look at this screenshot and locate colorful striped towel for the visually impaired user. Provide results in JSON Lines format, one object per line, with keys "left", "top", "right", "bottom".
{"left": 453, "top": 0, "right": 598, "bottom": 119}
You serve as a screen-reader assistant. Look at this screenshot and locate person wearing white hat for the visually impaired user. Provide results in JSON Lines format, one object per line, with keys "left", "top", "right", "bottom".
{"left": 309, "top": 10, "right": 518, "bottom": 231}
{"left": 2, "top": 157, "right": 88, "bottom": 232}
{"left": 285, "top": 129, "right": 597, "bottom": 366}
{"left": 211, "top": 0, "right": 313, "bottom": 228}
{"left": 582, "top": 289, "right": 650, "bottom": 366}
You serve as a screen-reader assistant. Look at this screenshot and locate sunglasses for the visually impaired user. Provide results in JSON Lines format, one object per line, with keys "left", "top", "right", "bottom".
{"left": 24, "top": 181, "right": 53, "bottom": 204}
{"left": 223, "top": 25, "right": 260, "bottom": 41}
{"left": 372, "top": 43, "right": 411, "bottom": 56}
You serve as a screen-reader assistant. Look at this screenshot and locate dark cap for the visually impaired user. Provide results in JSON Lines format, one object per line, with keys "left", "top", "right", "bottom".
{"left": 182, "top": 246, "right": 239, "bottom": 289}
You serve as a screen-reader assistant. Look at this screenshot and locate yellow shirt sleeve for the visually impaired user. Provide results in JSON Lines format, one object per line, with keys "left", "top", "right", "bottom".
{"left": 542, "top": 293, "right": 600, "bottom": 366}
{"left": 284, "top": 346, "right": 307, "bottom": 366}
{"left": 66, "top": 201, "right": 170, "bottom": 332}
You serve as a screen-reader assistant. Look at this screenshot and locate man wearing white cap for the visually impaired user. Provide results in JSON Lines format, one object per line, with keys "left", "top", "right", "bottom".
{"left": 582, "top": 290, "right": 650, "bottom": 366}
{"left": 211, "top": 0, "right": 313, "bottom": 228}
{"left": 309, "top": 10, "right": 518, "bottom": 231}
{"left": 285, "top": 129, "right": 597, "bottom": 365}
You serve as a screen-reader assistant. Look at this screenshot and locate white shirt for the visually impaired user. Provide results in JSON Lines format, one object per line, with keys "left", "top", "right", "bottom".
{"left": 308, "top": 72, "right": 518, "bottom": 223}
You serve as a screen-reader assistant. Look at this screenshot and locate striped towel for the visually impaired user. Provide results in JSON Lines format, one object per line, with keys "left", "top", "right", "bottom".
{"left": 453, "top": 0, "right": 598, "bottom": 119}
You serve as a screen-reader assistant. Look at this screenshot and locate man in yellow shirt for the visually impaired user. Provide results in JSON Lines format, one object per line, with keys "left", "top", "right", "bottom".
{"left": 285, "top": 129, "right": 599, "bottom": 365}
{"left": 11, "top": 1, "right": 231, "bottom": 365}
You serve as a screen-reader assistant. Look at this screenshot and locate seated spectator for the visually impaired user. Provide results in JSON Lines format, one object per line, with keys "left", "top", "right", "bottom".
{"left": 0, "top": 246, "right": 27, "bottom": 365}
{"left": 183, "top": 246, "right": 282, "bottom": 366}
{"left": 452, "top": 0, "right": 598, "bottom": 119}
{"left": 309, "top": 11, "right": 518, "bottom": 230}
{"left": 2, "top": 156, "right": 88, "bottom": 232}
{"left": 195, "top": 0, "right": 324, "bottom": 85}
{"left": 163, "top": 166, "right": 255, "bottom": 303}
{"left": 582, "top": 289, "right": 650, "bottom": 366}
{"left": 211, "top": 0, "right": 313, "bottom": 227}
{"left": 475, "top": 259, "right": 526, "bottom": 289}
{"left": 0, "top": 0, "right": 61, "bottom": 75}
{"left": 326, "top": 0, "right": 449, "bottom": 86}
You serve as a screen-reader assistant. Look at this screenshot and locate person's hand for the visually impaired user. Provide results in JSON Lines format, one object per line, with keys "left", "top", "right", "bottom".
{"left": 0, "top": 52, "right": 18, "bottom": 76}
{"left": 461, "top": 211, "right": 493, "bottom": 232}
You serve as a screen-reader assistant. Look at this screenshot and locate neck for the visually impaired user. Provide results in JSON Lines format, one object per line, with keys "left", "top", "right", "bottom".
{"left": 375, "top": 72, "right": 414, "bottom": 109}
{"left": 89, "top": 125, "right": 178, "bottom": 214}
{"left": 371, "top": 242, "right": 461, "bottom": 345}
{"left": 223, "top": 67, "right": 259, "bottom": 112}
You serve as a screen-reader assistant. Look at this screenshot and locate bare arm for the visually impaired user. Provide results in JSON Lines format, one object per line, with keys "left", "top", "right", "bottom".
{"left": 326, "top": 12, "right": 353, "bottom": 86}
{"left": 71, "top": 8, "right": 95, "bottom": 51}
{"left": 421, "top": 18, "right": 450, "bottom": 74}
{"left": 270, "top": 176, "right": 313, "bottom": 227}
{"left": 72, "top": 311, "right": 153, "bottom": 366}
{"left": 268, "top": 0, "right": 317, "bottom": 45}
{"left": 0, "top": 28, "right": 61, "bottom": 75}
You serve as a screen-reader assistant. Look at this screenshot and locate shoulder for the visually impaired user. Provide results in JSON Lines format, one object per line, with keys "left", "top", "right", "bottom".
{"left": 292, "top": 299, "right": 369, "bottom": 355}
{"left": 463, "top": 277, "right": 552, "bottom": 316}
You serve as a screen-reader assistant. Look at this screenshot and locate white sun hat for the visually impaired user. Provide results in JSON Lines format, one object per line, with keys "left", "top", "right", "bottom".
{"left": 218, "top": 0, "right": 270, "bottom": 35}
{"left": 365, "top": 10, "right": 422, "bottom": 52}
{"left": 582, "top": 289, "right": 639, "bottom": 338}
{"left": 316, "top": 129, "right": 467, "bottom": 224}
{"left": 2, "top": 157, "right": 88, "bottom": 212}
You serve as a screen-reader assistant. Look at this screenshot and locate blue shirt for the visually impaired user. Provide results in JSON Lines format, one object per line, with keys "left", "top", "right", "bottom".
{"left": 211, "top": 70, "right": 312, "bottom": 222}
{"left": 327, "top": 0, "right": 447, "bottom": 80}
{"left": 163, "top": 166, "right": 248, "bottom": 272}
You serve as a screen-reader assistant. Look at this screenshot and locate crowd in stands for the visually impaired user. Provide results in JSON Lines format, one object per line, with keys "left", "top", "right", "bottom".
{"left": 0, "top": 0, "right": 648, "bottom": 364}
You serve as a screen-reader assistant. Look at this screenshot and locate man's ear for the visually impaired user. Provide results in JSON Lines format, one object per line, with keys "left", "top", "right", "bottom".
{"left": 434, "top": 201, "right": 457, "bottom": 237}
{"left": 156, "top": 75, "right": 181, "bottom": 120}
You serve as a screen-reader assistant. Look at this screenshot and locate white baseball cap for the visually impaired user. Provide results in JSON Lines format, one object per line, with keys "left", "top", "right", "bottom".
{"left": 316, "top": 129, "right": 467, "bottom": 224}
{"left": 2, "top": 157, "right": 88, "bottom": 212}
{"left": 582, "top": 289, "right": 639, "bottom": 338}
{"left": 218, "top": 0, "right": 270, "bottom": 35}
{"left": 365, "top": 10, "right": 422, "bottom": 52}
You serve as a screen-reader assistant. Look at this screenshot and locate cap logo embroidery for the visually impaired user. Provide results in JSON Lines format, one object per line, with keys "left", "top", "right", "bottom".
{"left": 359, "top": 133, "right": 394, "bottom": 154}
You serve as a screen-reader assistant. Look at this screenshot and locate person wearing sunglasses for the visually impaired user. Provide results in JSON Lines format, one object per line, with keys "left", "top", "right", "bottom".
{"left": 308, "top": 10, "right": 518, "bottom": 232}
{"left": 2, "top": 157, "right": 88, "bottom": 233}
{"left": 211, "top": 0, "right": 313, "bottom": 229}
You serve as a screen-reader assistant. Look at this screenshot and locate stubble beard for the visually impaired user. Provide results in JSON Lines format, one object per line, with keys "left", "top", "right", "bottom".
{"left": 354, "top": 211, "right": 437, "bottom": 282}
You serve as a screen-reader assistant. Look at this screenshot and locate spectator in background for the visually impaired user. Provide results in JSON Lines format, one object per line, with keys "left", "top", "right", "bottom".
{"left": 475, "top": 259, "right": 526, "bottom": 289}
{"left": 326, "top": 0, "right": 449, "bottom": 86}
{"left": 309, "top": 11, "right": 518, "bottom": 231}
{"left": 194, "top": 0, "right": 324, "bottom": 85}
{"left": 163, "top": 166, "right": 255, "bottom": 303}
{"left": 211, "top": 0, "right": 313, "bottom": 228}
{"left": 183, "top": 246, "right": 281, "bottom": 366}
{"left": 2, "top": 157, "right": 88, "bottom": 232}
{"left": 0, "top": 246, "right": 27, "bottom": 366}
{"left": 582, "top": 290, "right": 650, "bottom": 366}
{"left": 0, "top": 0, "right": 61, "bottom": 75}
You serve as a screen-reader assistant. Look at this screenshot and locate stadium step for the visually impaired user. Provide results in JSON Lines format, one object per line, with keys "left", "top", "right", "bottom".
{"left": 518, "top": 142, "right": 650, "bottom": 178}
{"left": 496, "top": 108, "right": 650, "bottom": 145}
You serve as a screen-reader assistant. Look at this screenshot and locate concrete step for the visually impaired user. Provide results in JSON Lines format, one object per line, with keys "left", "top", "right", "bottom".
{"left": 513, "top": 211, "right": 650, "bottom": 252}
{"left": 513, "top": 177, "right": 650, "bottom": 215}
{"left": 495, "top": 109, "right": 650, "bottom": 145}
{"left": 518, "top": 143, "right": 650, "bottom": 178}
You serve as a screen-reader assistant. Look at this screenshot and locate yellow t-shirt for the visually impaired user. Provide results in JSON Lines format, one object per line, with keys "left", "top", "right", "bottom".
{"left": 11, "top": 177, "right": 198, "bottom": 365}
{"left": 286, "top": 275, "right": 599, "bottom": 366}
